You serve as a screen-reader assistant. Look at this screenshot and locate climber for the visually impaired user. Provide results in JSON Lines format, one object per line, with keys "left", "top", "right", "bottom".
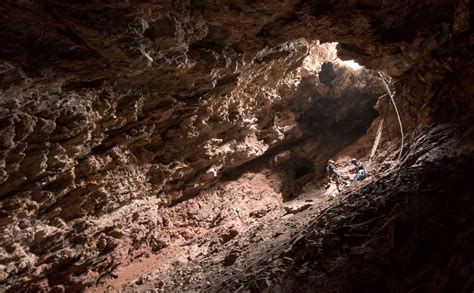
{"left": 326, "top": 159, "right": 343, "bottom": 191}
{"left": 351, "top": 158, "right": 366, "bottom": 183}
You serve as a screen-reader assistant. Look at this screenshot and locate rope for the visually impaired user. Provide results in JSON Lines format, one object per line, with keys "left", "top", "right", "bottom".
{"left": 378, "top": 72, "right": 404, "bottom": 161}
{"left": 368, "top": 118, "right": 384, "bottom": 168}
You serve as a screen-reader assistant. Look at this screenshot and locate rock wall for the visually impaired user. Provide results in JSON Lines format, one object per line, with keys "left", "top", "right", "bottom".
{"left": 0, "top": 0, "right": 472, "bottom": 291}
{"left": 215, "top": 124, "right": 474, "bottom": 293}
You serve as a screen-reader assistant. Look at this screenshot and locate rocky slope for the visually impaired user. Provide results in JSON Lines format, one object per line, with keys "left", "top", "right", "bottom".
{"left": 135, "top": 124, "right": 473, "bottom": 293}
{"left": 0, "top": 0, "right": 472, "bottom": 291}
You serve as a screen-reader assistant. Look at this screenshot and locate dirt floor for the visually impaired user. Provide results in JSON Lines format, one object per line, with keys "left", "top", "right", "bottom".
{"left": 89, "top": 125, "right": 473, "bottom": 293}
{"left": 89, "top": 162, "right": 370, "bottom": 292}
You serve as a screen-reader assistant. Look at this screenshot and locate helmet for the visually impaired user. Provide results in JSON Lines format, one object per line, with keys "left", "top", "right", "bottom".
{"left": 328, "top": 159, "right": 335, "bottom": 164}
{"left": 351, "top": 158, "right": 357, "bottom": 164}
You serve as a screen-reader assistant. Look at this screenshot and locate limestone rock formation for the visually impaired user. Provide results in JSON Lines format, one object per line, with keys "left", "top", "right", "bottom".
{"left": 0, "top": 0, "right": 472, "bottom": 291}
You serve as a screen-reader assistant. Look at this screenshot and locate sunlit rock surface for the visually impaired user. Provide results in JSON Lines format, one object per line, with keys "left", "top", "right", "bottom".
{"left": 0, "top": 0, "right": 472, "bottom": 291}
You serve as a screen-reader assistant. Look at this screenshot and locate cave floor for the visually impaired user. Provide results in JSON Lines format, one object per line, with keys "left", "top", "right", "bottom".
{"left": 90, "top": 125, "right": 473, "bottom": 293}
{"left": 89, "top": 174, "right": 374, "bottom": 292}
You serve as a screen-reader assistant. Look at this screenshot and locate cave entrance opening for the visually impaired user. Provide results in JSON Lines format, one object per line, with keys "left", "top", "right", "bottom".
{"left": 268, "top": 41, "right": 384, "bottom": 203}
{"left": 126, "top": 41, "right": 394, "bottom": 291}
{"left": 340, "top": 59, "right": 363, "bottom": 70}
{"left": 90, "top": 41, "right": 392, "bottom": 292}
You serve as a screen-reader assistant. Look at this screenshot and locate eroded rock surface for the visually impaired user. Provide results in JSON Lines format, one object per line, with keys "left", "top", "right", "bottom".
{"left": 0, "top": 0, "right": 472, "bottom": 291}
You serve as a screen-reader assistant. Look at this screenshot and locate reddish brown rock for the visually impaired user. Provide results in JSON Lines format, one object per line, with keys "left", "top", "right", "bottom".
{"left": 0, "top": 0, "right": 471, "bottom": 292}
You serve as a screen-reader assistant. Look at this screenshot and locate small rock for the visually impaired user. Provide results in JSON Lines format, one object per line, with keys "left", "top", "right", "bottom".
{"left": 106, "top": 228, "right": 124, "bottom": 239}
{"left": 221, "top": 229, "right": 239, "bottom": 244}
{"left": 134, "top": 275, "right": 151, "bottom": 285}
{"left": 51, "top": 285, "right": 65, "bottom": 293}
{"left": 223, "top": 252, "right": 239, "bottom": 266}
{"left": 284, "top": 202, "right": 313, "bottom": 214}
{"left": 250, "top": 209, "right": 268, "bottom": 218}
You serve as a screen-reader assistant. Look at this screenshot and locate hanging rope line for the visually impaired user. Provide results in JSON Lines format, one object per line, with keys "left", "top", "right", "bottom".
{"left": 368, "top": 118, "right": 384, "bottom": 168}
{"left": 378, "top": 72, "right": 404, "bottom": 161}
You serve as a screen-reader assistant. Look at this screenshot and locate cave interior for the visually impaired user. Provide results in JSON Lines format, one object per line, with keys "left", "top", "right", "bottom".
{"left": 0, "top": 1, "right": 473, "bottom": 292}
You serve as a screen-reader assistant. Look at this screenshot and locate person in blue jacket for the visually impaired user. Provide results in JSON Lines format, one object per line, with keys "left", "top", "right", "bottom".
{"left": 351, "top": 158, "right": 366, "bottom": 183}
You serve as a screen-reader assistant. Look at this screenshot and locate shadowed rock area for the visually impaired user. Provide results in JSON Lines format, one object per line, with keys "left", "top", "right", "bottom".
{"left": 0, "top": 0, "right": 472, "bottom": 292}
